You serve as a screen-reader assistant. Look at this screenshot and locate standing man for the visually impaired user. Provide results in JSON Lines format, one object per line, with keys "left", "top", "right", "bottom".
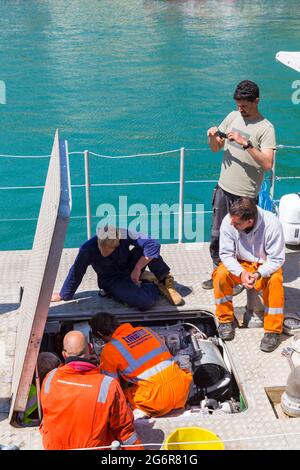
{"left": 213, "top": 198, "right": 285, "bottom": 352}
{"left": 51, "top": 226, "right": 182, "bottom": 310}
{"left": 90, "top": 313, "right": 192, "bottom": 417}
{"left": 202, "top": 80, "right": 276, "bottom": 291}
{"left": 40, "top": 330, "right": 142, "bottom": 450}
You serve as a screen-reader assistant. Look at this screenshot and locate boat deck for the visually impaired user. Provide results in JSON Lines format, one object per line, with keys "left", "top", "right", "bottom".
{"left": 1, "top": 242, "right": 300, "bottom": 450}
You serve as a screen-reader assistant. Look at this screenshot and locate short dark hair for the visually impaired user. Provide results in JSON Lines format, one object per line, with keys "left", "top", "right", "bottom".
{"left": 229, "top": 197, "right": 257, "bottom": 221}
{"left": 37, "top": 352, "right": 61, "bottom": 384}
{"left": 90, "top": 312, "right": 119, "bottom": 337}
{"left": 233, "top": 80, "right": 259, "bottom": 102}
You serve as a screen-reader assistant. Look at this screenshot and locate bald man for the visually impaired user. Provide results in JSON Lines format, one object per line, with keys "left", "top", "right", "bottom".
{"left": 40, "top": 330, "right": 142, "bottom": 450}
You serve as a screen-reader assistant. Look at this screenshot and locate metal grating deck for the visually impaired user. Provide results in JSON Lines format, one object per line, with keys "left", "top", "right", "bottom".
{"left": 1, "top": 242, "right": 300, "bottom": 450}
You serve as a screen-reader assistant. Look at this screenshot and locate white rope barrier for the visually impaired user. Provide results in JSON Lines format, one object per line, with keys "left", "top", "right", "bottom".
{"left": 0, "top": 185, "right": 44, "bottom": 190}
{"left": 89, "top": 149, "right": 180, "bottom": 158}
{"left": 89, "top": 181, "right": 180, "bottom": 187}
{"left": 186, "top": 179, "right": 218, "bottom": 184}
{"left": 186, "top": 147, "right": 210, "bottom": 151}
{"left": 0, "top": 210, "right": 213, "bottom": 223}
{"left": 0, "top": 176, "right": 296, "bottom": 192}
{"left": 0, "top": 143, "right": 298, "bottom": 160}
{"left": 0, "top": 217, "right": 38, "bottom": 222}
{"left": 0, "top": 154, "right": 50, "bottom": 158}
{"left": 5, "top": 175, "right": 300, "bottom": 191}
{"left": 0, "top": 180, "right": 218, "bottom": 191}
{"left": 69, "top": 430, "right": 300, "bottom": 450}
{"left": 275, "top": 176, "right": 300, "bottom": 180}
{"left": 276, "top": 144, "right": 300, "bottom": 149}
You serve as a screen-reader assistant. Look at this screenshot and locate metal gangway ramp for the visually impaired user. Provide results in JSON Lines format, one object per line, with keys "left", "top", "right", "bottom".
{"left": 8, "top": 130, "right": 71, "bottom": 423}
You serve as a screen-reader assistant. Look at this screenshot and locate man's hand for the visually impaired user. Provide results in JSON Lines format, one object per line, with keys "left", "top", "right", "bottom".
{"left": 240, "top": 270, "right": 256, "bottom": 289}
{"left": 131, "top": 267, "right": 141, "bottom": 285}
{"left": 51, "top": 292, "right": 62, "bottom": 302}
{"left": 250, "top": 272, "right": 261, "bottom": 283}
{"left": 207, "top": 126, "right": 225, "bottom": 152}
{"left": 207, "top": 126, "right": 219, "bottom": 138}
{"left": 131, "top": 255, "right": 151, "bottom": 285}
{"left": 227, "top": 131, "right": 248, "bottom": 147}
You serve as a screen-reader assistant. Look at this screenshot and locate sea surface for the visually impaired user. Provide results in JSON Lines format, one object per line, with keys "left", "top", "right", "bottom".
{"left": 0, "top": 0, "right": 300, "bottom": 250}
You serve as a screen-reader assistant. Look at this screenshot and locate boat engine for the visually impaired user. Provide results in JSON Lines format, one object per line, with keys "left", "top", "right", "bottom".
{"left": 151, "top": 322, "right": 233, "bottom": 406}
{"left": 189, "top": 332, "right": 232, "bottom": 403}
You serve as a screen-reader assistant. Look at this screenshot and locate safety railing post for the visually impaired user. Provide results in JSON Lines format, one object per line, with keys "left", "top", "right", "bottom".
{"left": 178, "top": 147, "right": 185, "bottom": 244}
{"left": 270, "top": 150, "right": 276, "bottom": 200}
{"left": 84, "top": 150, "right": 92, "bottom": 239}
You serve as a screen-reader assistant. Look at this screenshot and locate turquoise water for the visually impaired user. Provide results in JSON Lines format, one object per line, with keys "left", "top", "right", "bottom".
{"left": 0, "top": 0, "right": 300, "bottom": 250}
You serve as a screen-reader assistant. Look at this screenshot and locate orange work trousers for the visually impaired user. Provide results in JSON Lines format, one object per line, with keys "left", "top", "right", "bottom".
{"left": 213, "top": 261, "right": 284, "bottom": 334}
{"left": 124, "top": 363, "right": 192, "bottom": 417}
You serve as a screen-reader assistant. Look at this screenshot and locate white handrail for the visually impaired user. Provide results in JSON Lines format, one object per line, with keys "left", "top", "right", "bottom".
{"left": 0, "top": 144, "right": 298, "bottom": 241}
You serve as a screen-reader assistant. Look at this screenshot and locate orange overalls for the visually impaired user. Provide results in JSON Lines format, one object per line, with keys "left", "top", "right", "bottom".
{"left": 213, "top": 261, "right": 284, "bottom": 334}
{"left": 40, "top": 362, "right": 142, "bottom": 450}
{"left": 100, "top": 323, "right": 192, "bottom": 417}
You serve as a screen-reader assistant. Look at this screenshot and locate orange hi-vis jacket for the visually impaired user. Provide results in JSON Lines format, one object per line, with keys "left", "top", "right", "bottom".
{"left": 100, "top": 323, "right": 192, "bottom": 417}
{"left": 40, "top": 361, "right": 142, "bottom": 450}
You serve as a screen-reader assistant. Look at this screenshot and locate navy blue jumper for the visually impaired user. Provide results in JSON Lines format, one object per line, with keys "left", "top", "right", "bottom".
{"left": 59, "top": 231, "right": 170, "bottom": 311}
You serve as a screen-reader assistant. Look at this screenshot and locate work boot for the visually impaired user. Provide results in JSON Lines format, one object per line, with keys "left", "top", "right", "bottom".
{"left": 260, "top": 333, "right": 280, "bottom": 352}
{"left": 202, "top": 278, "right": 213, "bottom": 289}
{"left": 158, "top": 274, "right": 183, "bottom": 306}
{"left": 218, "top": 322, "right": 235, "bottom": 341}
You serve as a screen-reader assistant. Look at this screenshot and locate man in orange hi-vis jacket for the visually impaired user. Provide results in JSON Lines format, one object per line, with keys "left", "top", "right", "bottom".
{"left": 90, "top": 313, "right": 192, "bottom": 417}
{"left": 40, "top": 330, "right": 143, "bottom": 450}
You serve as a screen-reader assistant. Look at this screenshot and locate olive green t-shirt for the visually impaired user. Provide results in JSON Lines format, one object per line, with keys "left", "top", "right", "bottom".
{"left": 218, "top": 111, "right": 276, "bottom": 198}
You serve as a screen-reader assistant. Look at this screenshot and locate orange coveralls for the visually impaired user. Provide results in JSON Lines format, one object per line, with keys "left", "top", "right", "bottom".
{"left": 213, "top": 261, "right": 284, "bottom": 334}
{"left": 40, "top": 362, "right": 142, "bottom": 450}
{"left": 100, "top": 323, "right": 192, "bottom": 417}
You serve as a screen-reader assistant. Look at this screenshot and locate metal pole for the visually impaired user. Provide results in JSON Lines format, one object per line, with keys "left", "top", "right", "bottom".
{"left": 178, "top": 147, "right": 185, "bottom": 243}
{"left": 84, "top": 150, "right": 92, "bottom": 239}
{"left": 270, "top": 150, "right": 276, "bottom": 200}
{"left": 35, "top": 365, "right": 42, "bottom": 421}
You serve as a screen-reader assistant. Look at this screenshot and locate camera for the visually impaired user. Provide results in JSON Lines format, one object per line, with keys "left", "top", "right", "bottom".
{"left": 216, "top": 130, "right": 227, "bottom": 139}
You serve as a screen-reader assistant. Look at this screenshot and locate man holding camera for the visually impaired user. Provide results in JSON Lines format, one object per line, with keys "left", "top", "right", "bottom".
{"left": 202, "top": 80, "right": 276, "bottom": 291}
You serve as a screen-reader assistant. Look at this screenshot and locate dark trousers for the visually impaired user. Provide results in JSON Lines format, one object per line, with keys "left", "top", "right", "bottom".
{"left": 210, "top": 185, "right": 257, "bottom": 267}
{"left": 108, "top": 247, "right": 170, "bottom": 311}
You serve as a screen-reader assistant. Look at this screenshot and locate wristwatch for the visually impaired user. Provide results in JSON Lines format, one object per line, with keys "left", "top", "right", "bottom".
{"left": 242, "top": 139, "right": 254, "bottom": 150}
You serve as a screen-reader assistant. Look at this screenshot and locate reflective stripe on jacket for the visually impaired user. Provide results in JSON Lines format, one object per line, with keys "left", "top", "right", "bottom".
{"left": 101, "top": 323, "right": 173, "bottom": 383}
{"left": 40, "top": 362, "right": 141, "bottom": 450}
{"left": 100, "top": 324, "right": 192, "bottom": 416}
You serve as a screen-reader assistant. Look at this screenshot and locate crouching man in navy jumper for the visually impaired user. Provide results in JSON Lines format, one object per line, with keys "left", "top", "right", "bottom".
{"left": 51, "top": 226, "right": 182, "bottom": 310}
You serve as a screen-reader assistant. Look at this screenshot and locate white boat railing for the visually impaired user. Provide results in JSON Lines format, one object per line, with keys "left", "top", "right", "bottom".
{"left": 0, "top": 144, "right": 299, "bottom": 243}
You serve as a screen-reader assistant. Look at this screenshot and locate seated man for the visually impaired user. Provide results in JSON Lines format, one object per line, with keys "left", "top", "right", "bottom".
{"left": 213, "top": 197, "right": 285, "bottom": 352}
{"left": 51, "top": 226, "right": 182, "bottom": 310}
{"left": 90, "top": 313, "right": 192, "bottom": 417}
{"left": 40, "top": 330, "right": 142, "bottom": 450}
